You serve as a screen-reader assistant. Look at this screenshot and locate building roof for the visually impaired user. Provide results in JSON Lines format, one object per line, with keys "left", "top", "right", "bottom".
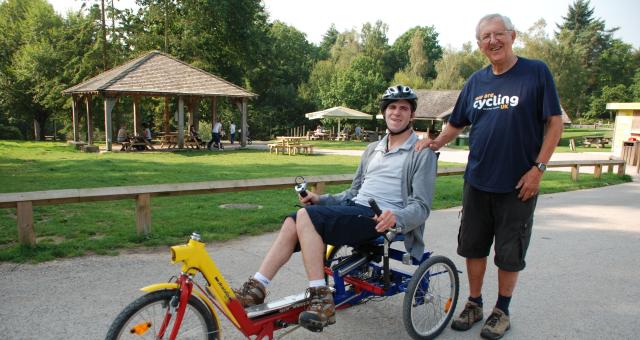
{"left": 413, "top": 90, "right": 461, "bottom": 120}
{"left": 413, "top": 89, "right": 572, "bottom": 124}
{"left": 62, "top": 51, "right": 257, "bottom": 98}
{"left": 606, "top": 103, "right": 640, "bottom": 110}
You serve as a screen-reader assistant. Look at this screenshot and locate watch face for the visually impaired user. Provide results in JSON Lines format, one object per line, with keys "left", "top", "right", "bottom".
{"left": 537, "top": 163, "right": 546, "bottom": 171}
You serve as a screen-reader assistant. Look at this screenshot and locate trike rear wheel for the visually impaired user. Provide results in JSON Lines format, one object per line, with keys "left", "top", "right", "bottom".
{"left": 106, "top": 289, "right": 218, "bottom": 340}
{"left": 403, "top": 255, "right": 459, "bottom": 339}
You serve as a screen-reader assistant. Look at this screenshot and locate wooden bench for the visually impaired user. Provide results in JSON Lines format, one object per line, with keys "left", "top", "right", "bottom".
{"left": 294, "top": 144, "right": 314, "bottom": 155}
{"left": 268, "top": 142, "right": 287, "bottom": 154}
{"left": 582, "top": 136, "right": 611, "bottom": 148}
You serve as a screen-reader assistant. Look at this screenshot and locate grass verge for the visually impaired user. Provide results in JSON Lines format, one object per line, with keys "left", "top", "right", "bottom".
{"left": 0, "top": 140, "right": 630, "bottom": 262}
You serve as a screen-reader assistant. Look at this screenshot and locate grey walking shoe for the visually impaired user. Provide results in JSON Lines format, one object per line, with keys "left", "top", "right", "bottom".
{"left": 298, "top": 286, "right": 336, "bottom": 332}
{"left": 480, "top": 307, "right": 511, "bottom": 339}
{"left": 451, "top": 301, "right": 483, "bottom": 331}
{"left": 232, "top": 277, "right": 266, "bottom": 307}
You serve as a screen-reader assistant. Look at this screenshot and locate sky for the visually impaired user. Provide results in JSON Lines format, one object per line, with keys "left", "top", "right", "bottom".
{"left": 50, "top": 0, "right": 639, "bottom": 49}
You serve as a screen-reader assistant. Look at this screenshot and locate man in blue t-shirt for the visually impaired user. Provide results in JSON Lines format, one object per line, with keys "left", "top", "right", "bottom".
{"left": 417, "top": 13, "right": 563, "bottom": 339}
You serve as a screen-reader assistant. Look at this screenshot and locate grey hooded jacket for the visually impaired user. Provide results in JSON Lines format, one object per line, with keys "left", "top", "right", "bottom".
{"left": 318, "top": 134, "right": 438, "bottom": 260}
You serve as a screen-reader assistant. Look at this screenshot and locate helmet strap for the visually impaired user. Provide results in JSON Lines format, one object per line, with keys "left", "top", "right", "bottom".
{"left": 388, "top": 123, "right": 412, "bottom": 136}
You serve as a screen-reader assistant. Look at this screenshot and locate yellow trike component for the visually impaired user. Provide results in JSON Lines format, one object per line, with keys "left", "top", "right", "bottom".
{"left": 169, "top": 239, "right": 240, "bottom": 328}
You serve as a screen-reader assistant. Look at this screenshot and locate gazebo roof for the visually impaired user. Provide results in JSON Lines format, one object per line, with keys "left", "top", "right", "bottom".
{"left": 62, "top": 50, "right": 257, "bottom": 98}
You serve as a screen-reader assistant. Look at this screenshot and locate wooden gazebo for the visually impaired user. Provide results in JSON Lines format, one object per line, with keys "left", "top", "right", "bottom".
{"left": 62, "top": 50, "right": 257, "bottom": 150}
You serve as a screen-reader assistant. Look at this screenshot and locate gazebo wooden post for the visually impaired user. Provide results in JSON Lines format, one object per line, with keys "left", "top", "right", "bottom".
{"left": 186, "top": 96, "right": 194, "bottom": 128}
{"left": 192, "top": 97, "right": 200, "bottom": 132}
{"left": 163, "top": 97, "right": 170, "bottom": 134}
{"left": 178, "top": 96, "right": 185, "bottom": 148}
{"left": 71, "top": 95, "right": 79, "bottom": 142}
{"left": 239, "top": 98, "right": 248, "bottom": 147}
{"left": 133, "top": 95, "right": 141, "bottom": 136}
{"left": 85, "top": 95, "right": 93, "bottom": 145}
{"left": 104, "top": 96, "right": 117, "bottom": 151}
{"left": 210, "top": 97, "right": 218, "bottom": 144}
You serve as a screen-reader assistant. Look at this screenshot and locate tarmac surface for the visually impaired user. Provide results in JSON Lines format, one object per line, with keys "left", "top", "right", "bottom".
{"left": 1, "top": 147, "right": 639, "bottom": 339}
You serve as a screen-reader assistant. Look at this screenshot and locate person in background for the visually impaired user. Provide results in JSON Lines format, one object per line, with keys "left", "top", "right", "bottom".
{"left": 415, "top": 13, "right": 563, "bottom": 340}
{"left": 117, "top": 125, "right": 128, "bottom": 143}
{"left": 208, "top": 118, "right": 223, "bottom": 150}
{"left": 229, "top": 121, "right": 236, "bottom": 144}
{"left": 355, "top": 125, "right": 362, "bottom": 141}
{"left": 190, "top": 124, "right": 202, "bottom": 144}
{"left": 143, "top": 124, "right": 152, "bottom": 142}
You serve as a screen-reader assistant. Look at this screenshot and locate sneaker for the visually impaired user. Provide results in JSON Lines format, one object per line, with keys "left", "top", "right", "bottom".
{"left": 232, "top": 278, "right": 266, "bottom": 307}
{"left": 480, "top": 307, "right": 510, "bottom": 339}
{"left": 298, "top": 286, "right": 336, "bottom": 332}
{"left": 451, "top": 301, "right": 483, "bottom": 331}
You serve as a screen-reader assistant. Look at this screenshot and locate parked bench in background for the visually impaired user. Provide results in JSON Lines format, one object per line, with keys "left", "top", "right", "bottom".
{"left": 582, "top": 136, "right": 611, "bottom": 148}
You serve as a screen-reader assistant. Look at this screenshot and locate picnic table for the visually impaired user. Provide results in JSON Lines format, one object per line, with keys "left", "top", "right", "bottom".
{"left": 269, "top": 136, "right": 313, "bottom": 155}
{"left": 582, "top": 136, "right": 611, "bottom": 148}
{"left": 335, "top": 132, "right": 350, "bottom": 141}
{"left": 122, "top": 136, "right": 155, "bottom": 151}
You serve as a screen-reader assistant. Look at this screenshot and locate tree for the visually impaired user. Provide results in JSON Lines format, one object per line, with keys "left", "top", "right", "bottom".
{"left": 391, "top": 26, "right": 442, "bottom": 80}
{"left": 326, "top": 55, "right": 387, "bottom": 114}
{"left": 249, "top": 21, "right": 316, "bottom": 137}
{"left": 317, "top": 24, "right": 339, "bottom": 60}
{"left": 586, "top": 84, "right": 630, "bottom": 119}
{"left": 555, "top": 0, "right": 619, "bottom": 116}
{"left": 392, "top": 31, "right": 430, "bottom": 89}
{"left": 431, "top": 44, "right": 485, "bottom": 90}
{"left": 630, "top": 70, "right": 640, "bottom": 101}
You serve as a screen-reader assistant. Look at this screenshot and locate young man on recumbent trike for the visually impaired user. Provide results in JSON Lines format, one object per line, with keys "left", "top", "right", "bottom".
{"left": 233, "top": 85, "right": 438, "bottom": 332}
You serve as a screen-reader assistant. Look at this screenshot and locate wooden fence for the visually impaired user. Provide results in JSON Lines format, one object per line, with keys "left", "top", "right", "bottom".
{"left": 0, "top": 159, "right": 626, "bottom": 246}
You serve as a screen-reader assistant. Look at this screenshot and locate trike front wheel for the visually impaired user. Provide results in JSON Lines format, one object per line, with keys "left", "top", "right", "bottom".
{"left": 106, "top": 289, "right": 219, "bottom": 340}
{"left": 403, "top": 255, "right": 459, "bottom": 339}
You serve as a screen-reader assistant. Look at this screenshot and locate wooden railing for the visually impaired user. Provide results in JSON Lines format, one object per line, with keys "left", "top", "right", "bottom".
{"left": 0, "top": 159, "right": 626, "bottom": 246}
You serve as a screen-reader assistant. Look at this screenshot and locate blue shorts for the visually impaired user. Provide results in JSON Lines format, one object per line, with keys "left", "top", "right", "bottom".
{"left": 288, "top": 203, "right": 383, "bottom": 251}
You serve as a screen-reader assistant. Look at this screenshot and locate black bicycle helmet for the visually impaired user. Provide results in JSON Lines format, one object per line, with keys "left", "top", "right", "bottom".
{"left": 380, "top": 85, "right": 418, "bottom": 113}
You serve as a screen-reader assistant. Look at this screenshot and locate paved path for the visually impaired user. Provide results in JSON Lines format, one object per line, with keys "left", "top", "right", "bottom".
{"left": 1, "top": 179, "right": 639, "bottom": 339}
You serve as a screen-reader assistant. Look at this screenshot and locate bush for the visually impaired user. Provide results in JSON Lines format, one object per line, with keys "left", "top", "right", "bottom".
{"left": 0, "top": 125, "right": 24, "bottom": 139}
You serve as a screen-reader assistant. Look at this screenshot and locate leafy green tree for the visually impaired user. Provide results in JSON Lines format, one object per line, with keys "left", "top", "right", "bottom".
{"left": 0, "top": 0, "right": 70, "bottom": 139}
{"left": 391, "top": 26, "right": 442, "bottom": 79}
{"left": 317, "top": 24, "right": 339, "bottom": 60}
{"left": 555, "top": 0, "right": 619, "bottom": 116}
{"left": 431, "top": 44, "right": 485, "bottom": 90}
{"left": 326, "top": 55, "right": 387, "bottom": 114}
{"left": 586, "top": 84, "right": 630, "bottom": 119}
{"left": 630, "top": 70, "right": 640, "bottom": 101}
{"left": 249, "top": 21, "right": 316, "bottom": 137}
{"left": 392, "top": 31, "right": 431, "bottom": 89}
{"left": 360, "top": 21, "right": 389, "bottom": 61}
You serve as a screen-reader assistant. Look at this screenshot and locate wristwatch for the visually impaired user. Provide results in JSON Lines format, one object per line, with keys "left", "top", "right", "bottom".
{"left": 535, "top": 162, "right": 547, "bottom": 173}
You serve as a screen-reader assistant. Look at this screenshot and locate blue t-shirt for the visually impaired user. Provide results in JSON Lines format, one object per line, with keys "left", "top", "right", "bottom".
{"left": 449, "top": 57, "right": 562, "bottom": 193}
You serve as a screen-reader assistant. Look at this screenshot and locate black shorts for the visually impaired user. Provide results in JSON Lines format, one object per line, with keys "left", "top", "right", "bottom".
{"left": 457, "top": 182, "right": 537, "bottom": 271}
{"left": 288, "top": 203, "right": 384, "bottom": 252}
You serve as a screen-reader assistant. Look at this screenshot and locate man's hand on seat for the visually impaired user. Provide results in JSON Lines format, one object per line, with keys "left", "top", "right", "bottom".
{"left": 299, "top": 191, "right": 319, "bottom": 205}
{"left": 374, "top": 210, "right": 397, "bottom": 233}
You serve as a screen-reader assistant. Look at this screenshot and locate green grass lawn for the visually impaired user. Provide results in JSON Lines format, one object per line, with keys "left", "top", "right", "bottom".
{"left": 443, "top": 127, "right": 614, "bottom": 152}
{"left": 0, "top": 140, "right": 630, "bottom": 262}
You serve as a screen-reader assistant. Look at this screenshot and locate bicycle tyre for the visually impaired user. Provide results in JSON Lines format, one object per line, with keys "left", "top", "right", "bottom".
{"left": 106, "top": 289, "right": 219, "bottom": 340}
{"left": 402, "top": 255, "right": 459, "bottom": 340}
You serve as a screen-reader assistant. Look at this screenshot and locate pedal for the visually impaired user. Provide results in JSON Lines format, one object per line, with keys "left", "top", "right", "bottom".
{"left": 246, "top": 292, "right": 308, "bottom": 319}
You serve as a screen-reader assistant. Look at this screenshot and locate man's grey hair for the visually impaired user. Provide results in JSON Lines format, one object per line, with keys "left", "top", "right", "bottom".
{"left": 475, "top": 14, "right": 515, "bottom": 40}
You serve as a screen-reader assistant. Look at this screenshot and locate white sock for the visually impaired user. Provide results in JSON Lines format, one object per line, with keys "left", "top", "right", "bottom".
{"left": 253, "top": 272, "right": 271, "bottom": 287}
{"left": 309, "top": 279, "right": 326, "bottom": 288}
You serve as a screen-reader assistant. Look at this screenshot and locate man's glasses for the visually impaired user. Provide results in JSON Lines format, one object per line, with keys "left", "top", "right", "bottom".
{"left": 478, "top": 30, "right": 512, "bottom": 43}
